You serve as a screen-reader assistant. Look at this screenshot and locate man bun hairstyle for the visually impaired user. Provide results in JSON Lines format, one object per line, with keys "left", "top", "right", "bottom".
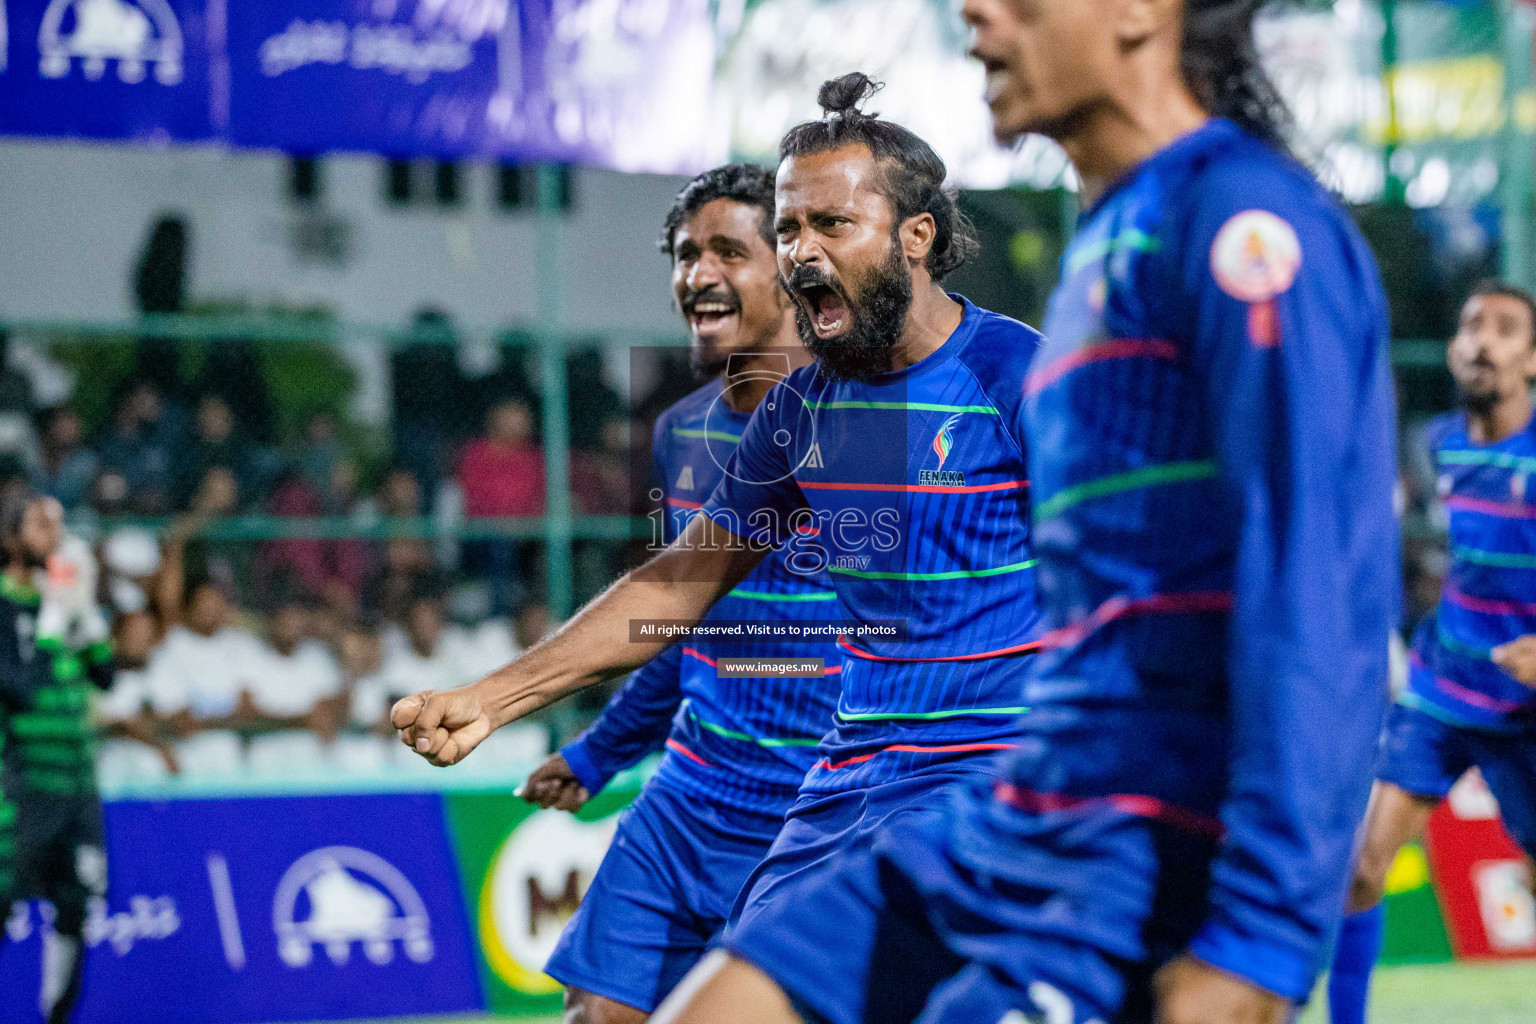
{"left": 1182, "top": 0, "right": 1291, "bottom": 150}
{"left": 779, "top": 72, "right": 977, "bottom": 282}
{"left": 660, "top": 163, "right": 778, "bottom": 259}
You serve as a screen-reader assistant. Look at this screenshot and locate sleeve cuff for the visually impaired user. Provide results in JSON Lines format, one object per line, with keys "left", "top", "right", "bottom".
{"left": 1186, "top": 921, "right": 1315, "bottom": 1002}
{"left": 560, "top": 737, "right": 610, "bottom": 795}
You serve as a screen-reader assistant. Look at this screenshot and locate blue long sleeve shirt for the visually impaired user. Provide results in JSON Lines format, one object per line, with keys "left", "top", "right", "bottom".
{"left": 1005, "top": 119, "right": 1397, "bottom": 999}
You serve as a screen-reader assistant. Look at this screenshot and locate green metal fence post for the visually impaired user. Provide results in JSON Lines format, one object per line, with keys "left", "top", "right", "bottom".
{"left": 1501, "top": 0, "right": 1534, "bottom": 291}
{"left": 537, "top": 164, "right": 574, "bottom": 620}
{"left": 1381, "top": 0, "right": 1405, "bottom": 206}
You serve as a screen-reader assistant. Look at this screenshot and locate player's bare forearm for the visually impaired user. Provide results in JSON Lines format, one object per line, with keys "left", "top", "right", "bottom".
{"left": 393, "top": 514, "right": 765, "bottom": 764}
{"left": 1491, "top": 634, "right": 1536, "bottom": 688}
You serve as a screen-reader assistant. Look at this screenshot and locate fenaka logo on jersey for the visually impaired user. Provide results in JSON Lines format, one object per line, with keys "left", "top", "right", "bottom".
{"left": 919, "top": 414, "right": 966, "bottom": 487}
{"left": 675, "top": 465, "right": 695, "bottom": 491}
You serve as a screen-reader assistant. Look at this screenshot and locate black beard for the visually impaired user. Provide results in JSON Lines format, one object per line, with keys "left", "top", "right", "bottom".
{"left": 1457, "top": 384, "right": 1502, "bottom": 417}
{"left": 690, "top": 346, "right": 729, "bottom": 380}
{"left": 790, "top": 244, "right": 913, "bottom": 383}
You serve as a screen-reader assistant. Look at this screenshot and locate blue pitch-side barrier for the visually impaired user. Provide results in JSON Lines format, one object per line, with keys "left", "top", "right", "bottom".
{"left": 0, "top": 777, "right": 644, "bottom": 1024}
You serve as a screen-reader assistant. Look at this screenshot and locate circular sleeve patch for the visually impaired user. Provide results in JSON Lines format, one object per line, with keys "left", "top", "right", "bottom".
{"left": 1209, "top": 209, "right": 1302, "bottom": 303}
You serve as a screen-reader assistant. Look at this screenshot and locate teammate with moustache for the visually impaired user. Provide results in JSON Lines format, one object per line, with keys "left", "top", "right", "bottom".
{"left": 391, "top": 72, "right": 1044, "bottom": 965}
{"left": 1327, "top": 283, "right": 1536, "bottom": 1024}
{"left": 649, "top": 1, "right": 1397, "bottom": 1022}
{"left": 519, "top": 165, "right": 841, "bottom": 1023}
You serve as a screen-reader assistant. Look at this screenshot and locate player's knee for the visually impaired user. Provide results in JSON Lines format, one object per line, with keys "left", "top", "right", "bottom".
{"left": 1346, "top": 856, "right": 1388, "bottom": 913}
{"left": 562, "top": 988, "right": 648, "bottom": 1024}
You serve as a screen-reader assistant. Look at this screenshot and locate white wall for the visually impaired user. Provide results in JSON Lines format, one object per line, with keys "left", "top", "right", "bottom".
{"left": 0, "top": 138, "right": 691, "bottom": 337}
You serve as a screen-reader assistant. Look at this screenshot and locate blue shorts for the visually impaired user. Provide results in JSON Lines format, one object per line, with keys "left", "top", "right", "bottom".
{"left": 544, "top": 782, "right": 786, "bottom": 1012}
{"left": 727, "top": 753, "right": 1006, "bottom": 935}
{"left": 1377, "top": 701, "right": 1536, "bottom": 857}
{"left": 725, "top": 776, "right": 1220, "bottom": 1024}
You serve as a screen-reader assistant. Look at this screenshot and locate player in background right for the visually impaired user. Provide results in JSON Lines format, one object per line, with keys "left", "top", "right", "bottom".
{"left": 1329, "top": 282, "right": 1536, "bottom": 1024}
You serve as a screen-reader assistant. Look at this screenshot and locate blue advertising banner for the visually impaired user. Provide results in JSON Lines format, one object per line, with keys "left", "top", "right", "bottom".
{"left": 0, "top": 794, "right": 483, "bottom": 1024}
{"left": 226, "top": 0, "right": 503, "bottom": 158}
{"left": 225, "top": 0, "right": 723, "bottom": 170}
{"left": 0, "top": 0, "right": 217, "bottom": 141}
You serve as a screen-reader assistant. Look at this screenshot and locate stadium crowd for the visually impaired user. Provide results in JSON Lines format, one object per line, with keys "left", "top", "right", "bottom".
{"left": 0, "top": 316, "right": 685, "bottom": 785}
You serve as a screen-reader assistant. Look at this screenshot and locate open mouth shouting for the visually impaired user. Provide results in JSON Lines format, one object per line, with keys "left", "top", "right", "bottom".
{"left": 683, "top": 288, "right": 741, "bottom": 339}
{"left": 786, "top": 269, "right": 851, "bottom": 340}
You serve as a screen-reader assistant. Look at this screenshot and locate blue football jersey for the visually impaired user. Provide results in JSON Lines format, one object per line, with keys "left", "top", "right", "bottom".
{"left": 701, "top": 298, "right": 1044, "bottom": 795}
{"left": 1407, "top": 412, "right": 1536, "bottom": 730}
{"left": 991, "top": 118, "right": 1397, "bottom": 998}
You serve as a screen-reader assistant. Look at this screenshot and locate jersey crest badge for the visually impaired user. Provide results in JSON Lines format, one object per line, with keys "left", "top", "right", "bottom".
{"left": 1210, "top": 210, "right": 1301, "bottom": 303}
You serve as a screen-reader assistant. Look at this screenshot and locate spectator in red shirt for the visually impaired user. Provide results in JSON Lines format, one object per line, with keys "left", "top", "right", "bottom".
{"left": 457, "top": 399, "right": 546, "bottom": 517}
{"left": 457, "top": 399, "right": 545, "bottom": 612}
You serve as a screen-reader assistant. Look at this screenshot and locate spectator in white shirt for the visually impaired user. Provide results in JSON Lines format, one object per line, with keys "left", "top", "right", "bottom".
{"left": 244, "top": 595, "right": 345, "bottom": 775}
{"left": 144, "top": 580, "right": 264, "bottom": 774}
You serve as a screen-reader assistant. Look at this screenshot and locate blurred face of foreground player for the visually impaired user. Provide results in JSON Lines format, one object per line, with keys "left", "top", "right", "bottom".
{"left": 964, "top": 0, "right": 1219, "bottom": 201}
{"left": 671, "top": 197, "right": 791, "bottom": 383}
{"left": 1448, "top": 286, "right": 1536, "bottom": 430}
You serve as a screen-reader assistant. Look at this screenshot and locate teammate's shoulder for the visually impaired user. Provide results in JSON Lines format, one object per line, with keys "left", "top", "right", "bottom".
{"left": 951, "top": 297, "right": 1042, "bottom": 413}
{"left": 654, "top": 378, "right": 725, "bottom": 436}
{"left": 1422, "top": 411, "right": 1467, "bottom": 452}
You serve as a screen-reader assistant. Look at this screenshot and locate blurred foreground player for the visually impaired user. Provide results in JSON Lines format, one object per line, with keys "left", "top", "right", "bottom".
{"left": 651, "top": 0, "right": 1397, "bottom": 1022}
{"left": 1328, "top": 283, "right": 1536, "bottom": 1024}
{"left": 392, "top": 74, "right": 1044, "bottom": 973}
{"left": 523, "top": 165, "right": 842, "bottom": 1022}
{"left": 2, "top": 492, "right": 115, "bottom": 1023}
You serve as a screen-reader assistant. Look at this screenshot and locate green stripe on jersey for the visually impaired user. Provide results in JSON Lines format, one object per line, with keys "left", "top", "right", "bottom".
{"left": 1439, "top": 449, "right": 1536, "bottom": 474}
{"left": 672, "top": 427, "right": 741, "bottom": 443}
{"left": 726, "top": 588, "right": 838, "bottom": 603}
{"left": 829, "top": 558, "right": 1036, "bottom": 581}
{"left": 1035, "top": 460, "right": 1217, "bottom": 521}
{"left": 814, "top": 400, "right": 999, "bottom": 414}
{"left": 836, "top": 705, "right": 1027, "bottom": 722}
{"left": 1065, "top": 227, "right": 1162, "bottom": 277}
{"left": 687, "top": 707, "right": 822, "bottom": 748}
{"left": 1452, "top": 546, "right": 1536, "bottom": 569}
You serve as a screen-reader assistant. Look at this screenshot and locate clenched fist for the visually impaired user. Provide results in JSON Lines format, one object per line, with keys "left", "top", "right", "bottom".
{"left": 391, "top": 686, "right": 497, "bottom": 766}
{"left": 519, "top": 753, "right": 592, "bottom": 812}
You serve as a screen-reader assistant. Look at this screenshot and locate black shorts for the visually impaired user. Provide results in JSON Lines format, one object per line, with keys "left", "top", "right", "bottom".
{"left": 13, "top": 793, "right": 107, "bottom": 922}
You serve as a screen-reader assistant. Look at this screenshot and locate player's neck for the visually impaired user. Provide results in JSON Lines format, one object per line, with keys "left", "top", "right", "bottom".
{"left": 719, "top": 335, "right": 809, "bottom": 413}
{"left": 1467, "top": 392, "right": 1534, "bottom": 446}
{"left": 889, "top": 282, "right": 963, "bottom": 373}
{"left": 1062, "top": 83, "right": 1209, "bottom": 209}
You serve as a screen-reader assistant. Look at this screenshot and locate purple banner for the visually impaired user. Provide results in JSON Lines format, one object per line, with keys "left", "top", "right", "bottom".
{"left": 0, "top": 794, "right": 483, "bottom": 1024}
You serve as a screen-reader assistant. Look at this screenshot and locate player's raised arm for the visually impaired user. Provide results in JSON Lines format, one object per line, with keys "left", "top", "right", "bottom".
{"left": 1178, "top": 175, "right": 1397, "bottom": 997}
{"left": 391, "top": 512, "right": 768, "bottom": 766}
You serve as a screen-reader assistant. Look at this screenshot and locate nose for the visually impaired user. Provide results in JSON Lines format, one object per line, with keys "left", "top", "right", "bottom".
{"left": 686, "top": 253, "right": 723, "bottom": 292}
{"left": 785, "top": 236, "right": 824, "bottom": 269}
